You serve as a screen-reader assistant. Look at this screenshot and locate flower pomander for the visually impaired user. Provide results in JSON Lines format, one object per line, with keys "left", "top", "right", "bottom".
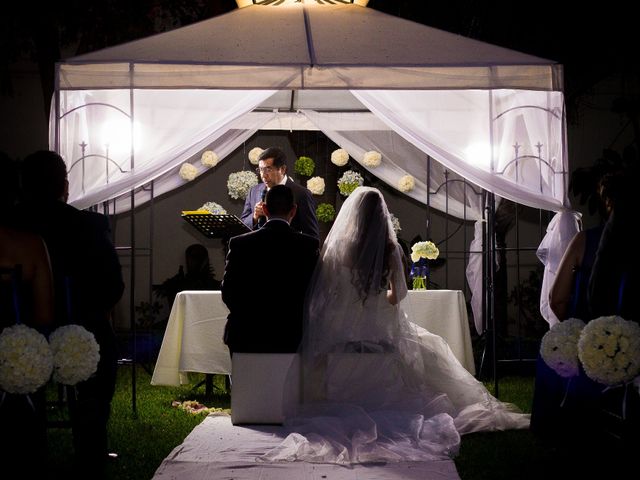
{"left": 337, "top": 170, "right": 364, "bottom": 197}
{"left": 316, "top": 203, "right": 336, "bottom": 223}
{"left": 248, "top": 147, "right": 264, "bottom": 165}
{"left": 331, "top": 148, "right": 349, "bottom": 167}
{"left": 199, "top": 202, "right": 227, "bottom": 215}
{"left": 362, "top": 151, "right": 382, "bottom": 168}
{"left": 540, "top": 318, "right": 586, "bottom": 378}
{"left": 306, "top": 176, "right": 325, "bottom": 195}
{"left": 578, "top": 316, "right": 640, "bottom": 386}
{"left": 0, "top": 325, "right": 53, "bottom": 394}
{"left": 398, "top": 174, "right": 415, "bottom": 192}
{"left": 179, "top": 163, "right": 198, "bottom": 181}
{"left": 49, "top": 325, "right": 100, "bottom": 386}
{"left": 294, "top": 156, "right": 315, "bottom": 177}
{"left": 227, "top": 170, "right": 259, "bottom": 200}
{"left": 410, "top": 240, "right": 439, "bottom": 262}
{"left": 389, "top": 213, "right": 401, "bottom": 236}
{"left": 201, "top": 150, "right": 219, "bottom": 168}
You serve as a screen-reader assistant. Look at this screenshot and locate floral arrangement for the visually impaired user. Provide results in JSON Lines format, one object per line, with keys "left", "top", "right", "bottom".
{"left": 248, "top": 147, "right": 264, "bottom": 165}
{"left": 337, "top": 170, "right": 364, "bottom": 196}
{"left": 199, "top": 202, "right": 227, "bottom": 215}
{"left": 179, "top": 163, "right": 198, "bottom": 181}
{"left": 295, "top": 156, "right": 315, "bottom": 176}
{"left": 578, "top": 316, "right": 640, "bottom": 386}
{"left": 410, "top": 240, "right": 439, "bottom": 262}
{"left": 331, "top": 148, "right": 349, "bottom": 167}
{"left": 306, "top": 176, "right": 325, "bottom": 195}
{"left": 540, "top": 318, "right": 586, "bottom": 378}
{"left": 316, "top": 203, "right": 336, "bottom": 223}
{"left": 389, "top": 213, "right": 401, "bottom": 235}
{"left": 171, "top": 400, "right": 227, "bottom": 415}
{"left": 227, "top": 170, "right": 258, "bottom": 200}
{"left": 398, "top": 174, "right": 416, "bottom": 192}
{"left": 362, "top": 150, "right": 382, "bottom": 168}
{"left": 0, "top": 325, "right": 53, "bottom": 394}
{"left": 201, "top": 150, "right": 219, "bottom": 168}
{"left": 49, "top": 325, "right": 100, "bottom": 386}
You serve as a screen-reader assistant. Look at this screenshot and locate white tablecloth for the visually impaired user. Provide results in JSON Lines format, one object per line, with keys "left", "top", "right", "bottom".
{"left": 151, "top": 289, "right": 475, "bottom": 386}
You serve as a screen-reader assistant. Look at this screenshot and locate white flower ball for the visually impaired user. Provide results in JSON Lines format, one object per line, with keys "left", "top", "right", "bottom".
{"left": 49, "top": 325, "right": 100, "bottom": 385}
{"left": 362, "top": 151, "right": 382, "bottom": 168}
{"left": 0, "top": 324, "right": 53, "bottom": 394}
{"left": 179, "top": 163, "right": 198, "bottom": 181}
{"left": 306, "top": 176, "right": 325, "bottom": 195}
{"left": 201, "top": 150, "right": 219, "bottom": 168}
{"left": 540, "top": 318, "right": 586, "bottom": 378}
{"left": 398, "top": 174, "right": 415, "bottom": 192}
{"left": 248, "top": 147, "right": 264, "bottom": 165}
{"left": 331, "top": 149, "right": 349, "bottom": 167}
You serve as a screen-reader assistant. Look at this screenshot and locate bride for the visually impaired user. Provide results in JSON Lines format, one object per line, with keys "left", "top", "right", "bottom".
{"left": 262, "top": 186, "right": 529, "bottom": 464}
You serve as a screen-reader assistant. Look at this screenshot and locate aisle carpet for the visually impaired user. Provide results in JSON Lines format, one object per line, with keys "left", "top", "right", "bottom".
{"left": 153, "top": 414, "right": 461, "bottom": 480}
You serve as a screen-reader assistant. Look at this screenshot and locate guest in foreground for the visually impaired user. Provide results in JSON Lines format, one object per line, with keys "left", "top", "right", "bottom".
{"left": 241, "top": 147, "right": 319, "bottom": 239}
{"left": 261, "top": 186, "right": 529, "bottom": 465}
{"left": 0, "top": 152, "right": 54, "bottom": 475}
{"left": 222, "top": 184, "right": 319, "bottom": 355}
{"left": 14, "top": 150, "right": 124, "bottom": 472}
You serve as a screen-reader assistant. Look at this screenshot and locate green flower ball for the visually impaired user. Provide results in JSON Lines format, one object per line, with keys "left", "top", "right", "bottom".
{"left": 316, "top": 203, "right": 336, "bottom": 223}
{"left": 294, "top": 156, "right": 315, "bottom": 176}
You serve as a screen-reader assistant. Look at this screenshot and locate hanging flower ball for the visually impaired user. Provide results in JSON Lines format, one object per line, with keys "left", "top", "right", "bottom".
{"left": 201, "top": 150, "right": 219, "bottom": 168}
{"left": 179, "top": 163, "right": 198, "bottom": 181}
{"left": 362, "top": 151, "right": 382, "bottom": 168}
{"left": 294, "top": 156, "right": 315, "bottom": 176}
{"left": 398, "top": 174, "right": 415, "bottom": 192}
{"left": 306, "top": 176, "right": 325, "bottom": 195}
{"left": 540, "top": 318, "right": 586, "bottom": 378}
{"left": 337, "top": 170, "right": 364, "bottom": 197}
{"left": 389, "top": 213, "right": 401, "bottom": 235}
{"left": 49, "top": 325, "right": 100, "bottom": 386}
{"left": 248, "top": 147, "right": 264, "bottom": 165}
{"left": 227, "top": 170, "right": 259, "bottom": 200}
{"left": 316, "top": 203, "right": 336, "bottom": 223}
{"left": 0, "top": 324, "right": 53, "bottom": 394}
{"left": 331, "top": 148, "right": 349, "bottom": 167}
{"left": 199, "top": 201, "right": 227, "bottom": 215}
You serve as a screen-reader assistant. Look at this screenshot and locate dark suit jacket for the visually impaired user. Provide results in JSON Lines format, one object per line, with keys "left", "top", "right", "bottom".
{"left": 221, "top": 219, "right": 319, "bottom": 354}
{"left": 241, "top": 177, "right": 319, "bottom": 239}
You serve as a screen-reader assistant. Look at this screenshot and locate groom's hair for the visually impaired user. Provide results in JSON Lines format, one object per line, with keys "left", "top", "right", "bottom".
{"left": 258, "top": 147, "right": 287, "bottom": 168}
{"left": 265, "top": 185, "right": 294, "bottom": 216}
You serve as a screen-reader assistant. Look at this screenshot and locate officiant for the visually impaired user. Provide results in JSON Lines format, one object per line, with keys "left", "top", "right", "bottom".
{"left": 241, "top": 147, "right": 319, "bottom": 239}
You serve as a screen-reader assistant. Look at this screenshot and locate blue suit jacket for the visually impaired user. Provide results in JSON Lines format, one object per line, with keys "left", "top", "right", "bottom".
{"left": 241, "top": 177, "right": 319, "bottom": 239}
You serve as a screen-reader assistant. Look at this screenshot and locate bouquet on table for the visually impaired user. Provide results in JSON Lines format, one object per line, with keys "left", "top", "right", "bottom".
{"left": 409, "top": 241, "right": 439, "bottom": 290}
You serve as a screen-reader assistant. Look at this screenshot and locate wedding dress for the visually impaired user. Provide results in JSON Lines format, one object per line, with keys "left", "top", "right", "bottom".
{"left": 261, "top": 187, "right": 529, "bottom": 465}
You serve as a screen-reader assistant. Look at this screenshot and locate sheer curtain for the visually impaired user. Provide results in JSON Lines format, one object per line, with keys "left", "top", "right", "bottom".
{"left": 53, "top": 89, "right": 276, "bottom": 211}
{"left": 351, "top": 89, "right": 576, "bottom": 325}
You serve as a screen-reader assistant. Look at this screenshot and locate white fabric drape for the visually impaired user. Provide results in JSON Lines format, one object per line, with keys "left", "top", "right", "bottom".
{"left": 53, "top": 89, "right": 276, "bottom": 211}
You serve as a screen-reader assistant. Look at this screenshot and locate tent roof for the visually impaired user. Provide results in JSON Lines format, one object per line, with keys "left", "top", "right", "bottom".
{"left": 59, "top": 2, "right": 562, "bottom": 91}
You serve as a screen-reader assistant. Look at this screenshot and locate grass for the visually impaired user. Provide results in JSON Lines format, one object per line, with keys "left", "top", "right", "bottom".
{"left": 45, "top": 367, "right": 557, "bottom": 480}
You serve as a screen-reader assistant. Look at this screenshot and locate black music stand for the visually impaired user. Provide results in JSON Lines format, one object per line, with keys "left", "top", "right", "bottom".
{"left": 181, "top": 212, "right": 251, "bottom": 239}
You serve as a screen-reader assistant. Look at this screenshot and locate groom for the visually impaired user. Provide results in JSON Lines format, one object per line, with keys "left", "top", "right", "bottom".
{"left": 222, "top": 185, "right": 319, "bottom": 355}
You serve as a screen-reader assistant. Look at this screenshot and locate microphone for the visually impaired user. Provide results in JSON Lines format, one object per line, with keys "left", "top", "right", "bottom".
{"left": 257, "top": 188, "right": 267, "bottom": 227}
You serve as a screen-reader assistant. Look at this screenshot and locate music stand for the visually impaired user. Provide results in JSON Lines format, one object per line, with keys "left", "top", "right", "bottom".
{"left": 182, "top": 211, "right": 251, "bottom": 239}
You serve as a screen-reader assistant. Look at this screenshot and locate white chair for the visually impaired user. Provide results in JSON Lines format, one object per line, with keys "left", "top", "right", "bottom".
{"left": 230, "top": 353, "right": 300, "bottom": 425}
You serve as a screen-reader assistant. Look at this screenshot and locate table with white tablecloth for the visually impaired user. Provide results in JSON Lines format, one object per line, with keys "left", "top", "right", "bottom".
{"left": 151, "top": 289, "right": 475, "bottom": 386}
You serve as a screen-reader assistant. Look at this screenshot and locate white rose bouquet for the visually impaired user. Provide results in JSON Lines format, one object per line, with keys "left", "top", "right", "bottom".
{"left": 540, "top": 318, "right": 586, "bottom": 378}
{"left": 337, "top": 170, "right": 364, "bottom": 196}
{"left": 362, "top": 150, "right": 382, "bottom": 168}
{"left": 306, "top": 176, "right": 325, "bottom": 195}
{"left": 179, "top": 163, "right": 198, "bottom": 181}
{"left": 227, "top": 171, "right": 259, "bottom": 200}
{"left": 578, "top": 316, "right": 640, "bottom": 386}
{"left": 331, "top": 148, "right": 349, "bottom": 167}
{"left": 49, "top": 325, "right": 100, "bottom": 386}
{"left": 201, "top": 150, "right": 219, "bottom": 168}
{"left": 410, "top": 240, "right": 439, "bottom": 262}
{"left": 199, "top": 202, "right": 227, "bottom": 215}
{"left": 0, "top": 325, "right": 53, "bottom": 394}
{"left": 248, "top": 147, "right": 264, "bottom": 165}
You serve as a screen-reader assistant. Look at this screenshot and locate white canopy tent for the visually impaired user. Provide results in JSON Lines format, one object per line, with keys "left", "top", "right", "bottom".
{"left": 51, "top": 0, "right": 577, "bottom": 333}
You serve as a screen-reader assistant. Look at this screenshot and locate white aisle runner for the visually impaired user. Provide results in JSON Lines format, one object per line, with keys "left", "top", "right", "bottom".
{"left": 153, "top": 415, "right": 461, "bottom": 480}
